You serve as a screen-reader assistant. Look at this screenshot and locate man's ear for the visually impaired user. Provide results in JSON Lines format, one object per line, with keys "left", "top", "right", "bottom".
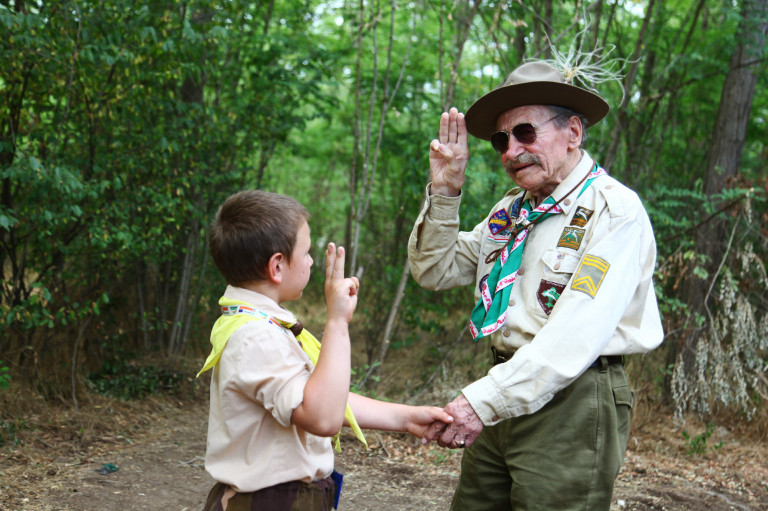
{"left": 267, "top": 253, "right": 285, "bottom": 284}
{"left": 567, "top": 115, "right": 583, "bottom": 150}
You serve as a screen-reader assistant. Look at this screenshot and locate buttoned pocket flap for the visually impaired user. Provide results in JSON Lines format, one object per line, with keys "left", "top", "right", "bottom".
{"left": 541, "top": 249, "right": 580, "bottom": 274}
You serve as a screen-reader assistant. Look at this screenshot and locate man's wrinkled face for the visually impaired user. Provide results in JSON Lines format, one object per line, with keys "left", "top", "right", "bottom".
{"left": 495, "top": 105, "right": 579, "bottom": 202}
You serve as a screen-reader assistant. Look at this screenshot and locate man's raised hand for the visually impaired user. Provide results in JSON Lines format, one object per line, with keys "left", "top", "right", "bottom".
{"left": 429, "top": 107, "right": 469, "bottom": 197}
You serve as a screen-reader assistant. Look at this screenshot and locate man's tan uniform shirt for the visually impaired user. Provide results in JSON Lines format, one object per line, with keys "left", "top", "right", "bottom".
{"left": 204, "top": 286, "right": 333, "bottom": 492}
{"left": 408, "top": 152, "right": 663, "bottom": 426}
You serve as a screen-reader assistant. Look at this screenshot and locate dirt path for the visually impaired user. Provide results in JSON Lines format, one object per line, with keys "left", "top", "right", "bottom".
{"left": 2, "top": 397, "right": 767, "bottom": 510}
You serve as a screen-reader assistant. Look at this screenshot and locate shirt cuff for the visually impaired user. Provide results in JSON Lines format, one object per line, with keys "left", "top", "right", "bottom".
{"left": 461, "top": 376, "right": 505, "bottom": 426}
{"left": 272, "top": 372, "right": 310, "bottom": 428}
{"left": 462, "top": 368, "right": 560, "bottom": 425}
{"left": 424, "top": 183, "right": 462, "bottom": 221}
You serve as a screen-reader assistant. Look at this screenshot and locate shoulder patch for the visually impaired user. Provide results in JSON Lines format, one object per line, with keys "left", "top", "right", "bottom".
{"left": 571, "top": 255, "right": 609, "bottom": 298}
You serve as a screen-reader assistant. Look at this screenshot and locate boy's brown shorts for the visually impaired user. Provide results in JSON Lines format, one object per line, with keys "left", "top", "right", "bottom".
{"left": 202, "top": 476, "right": 336, "bottom": 511}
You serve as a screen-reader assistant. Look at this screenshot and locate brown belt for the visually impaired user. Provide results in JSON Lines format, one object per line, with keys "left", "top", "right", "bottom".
{"left": 491, "top": 346, "right": 623, "bottom": 369}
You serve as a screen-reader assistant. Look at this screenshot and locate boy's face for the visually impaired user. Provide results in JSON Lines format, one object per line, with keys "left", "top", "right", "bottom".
{"left": 281, "top": 220, "right": 313, "bottom": 303}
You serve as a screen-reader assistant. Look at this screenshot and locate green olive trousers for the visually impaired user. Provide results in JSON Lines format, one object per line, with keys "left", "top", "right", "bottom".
{"left": 450, "top": 360, "right": 633, "bottom": 511}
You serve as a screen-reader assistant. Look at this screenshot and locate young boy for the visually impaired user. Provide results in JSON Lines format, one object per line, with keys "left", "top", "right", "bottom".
{"left": 198, "top": 190, "right": 452, "bottom": 511}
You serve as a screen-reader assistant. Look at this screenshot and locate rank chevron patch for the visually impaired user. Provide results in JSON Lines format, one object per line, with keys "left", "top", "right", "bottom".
{"left": 571, "top": 255, "right": 610, "bottom": 298}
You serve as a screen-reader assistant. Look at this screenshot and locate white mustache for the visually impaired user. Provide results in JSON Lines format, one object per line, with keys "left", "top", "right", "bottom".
{"left": 505, "top": 153, "right": 541, "bottom": 172}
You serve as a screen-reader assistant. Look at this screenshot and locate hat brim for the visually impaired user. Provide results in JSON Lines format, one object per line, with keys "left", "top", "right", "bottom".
{"left": 464, "top": 81, "right": 610, "bottom": 140}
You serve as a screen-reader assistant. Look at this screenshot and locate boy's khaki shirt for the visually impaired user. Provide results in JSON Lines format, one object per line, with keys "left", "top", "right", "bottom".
{"left": 205, "top": 286, "right": 333, "bottom": 492}
{"left": 408, "top": 152, "right": 664, "bottom": 426}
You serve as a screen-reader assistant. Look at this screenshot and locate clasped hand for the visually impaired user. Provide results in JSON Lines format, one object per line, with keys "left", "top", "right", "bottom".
{"left": 421, "top": 393, "right": 484, "bottom": 449}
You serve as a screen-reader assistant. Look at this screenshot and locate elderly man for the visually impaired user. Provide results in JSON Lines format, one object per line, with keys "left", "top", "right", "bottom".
{"left": 408, "top": 60, "right": 664, "bottom": 510}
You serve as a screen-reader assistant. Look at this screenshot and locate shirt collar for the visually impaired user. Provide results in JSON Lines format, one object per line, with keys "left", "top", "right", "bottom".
{"left": 222, "top": 285, "right": 296, "bottom": 325}
{"left": 548, "top": 150, "right": 595, "bottom": 214}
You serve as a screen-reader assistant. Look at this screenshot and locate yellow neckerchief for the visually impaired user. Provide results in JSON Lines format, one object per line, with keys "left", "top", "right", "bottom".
{"left": 197, "top": 296, "right": 367, "bottom": 452}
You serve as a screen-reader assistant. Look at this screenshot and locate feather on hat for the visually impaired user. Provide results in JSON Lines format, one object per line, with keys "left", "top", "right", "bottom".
{"left": 465, "top": 60, "right": 611, "bottom": 140}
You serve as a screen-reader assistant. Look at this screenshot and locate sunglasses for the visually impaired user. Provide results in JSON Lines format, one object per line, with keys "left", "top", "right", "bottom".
{"left": 490, "top": 116, "right": 559, "bottom": 154}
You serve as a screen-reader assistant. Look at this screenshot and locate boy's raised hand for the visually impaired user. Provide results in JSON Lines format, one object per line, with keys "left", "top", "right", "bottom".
{"left": 325, "top": 243, "right": 359, "bottom": 324}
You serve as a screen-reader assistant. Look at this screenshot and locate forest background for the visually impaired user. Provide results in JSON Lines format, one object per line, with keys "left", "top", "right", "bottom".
{"left": 1, "top": 0, "right": 767, "bottom": 448}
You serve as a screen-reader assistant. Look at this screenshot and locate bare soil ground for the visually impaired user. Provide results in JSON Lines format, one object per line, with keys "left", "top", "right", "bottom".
{"left": 2, "top": 383, "right": 767, "bottom": 511}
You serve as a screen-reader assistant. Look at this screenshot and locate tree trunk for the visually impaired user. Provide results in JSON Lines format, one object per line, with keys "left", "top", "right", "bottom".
{"left": 603, "top": 0, "right": 658, "bottom": 171}
{"left": 350, "top": 0, "right": 416, "bottom": 274}
{"left": 362, "top": 1, "right": 480, "bottom": 384}
{"left": 168, "top": 224, "right": 198, "bottom": 356}
{"left": 704, "top": 5, "right": 767, "bottom": 194}
{"left": 679, "top": 0, "right": 768, "bottom": 385}
{"left": 358, "top": 260, "right": 410, "bottom": 388}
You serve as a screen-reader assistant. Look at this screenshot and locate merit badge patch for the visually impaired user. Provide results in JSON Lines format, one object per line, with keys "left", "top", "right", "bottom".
{"left": 557, "top": 226, "right": 585, "bottom": 250}
{"left": 537, "top": 280, "right": 566, "bottom": 315}
{"left": 488, "top": 208, "right": 511, "bottom": 235}
{"left": 570, "top": 206, "right": 594, "bottom": 227}
{"left": 571, "top": 255, "right": 610, "bottom": 298}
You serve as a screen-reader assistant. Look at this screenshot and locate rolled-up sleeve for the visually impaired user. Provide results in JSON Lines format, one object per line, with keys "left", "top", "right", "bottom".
{"left": 230, "top": 322, "right": 311, "bottom": 428}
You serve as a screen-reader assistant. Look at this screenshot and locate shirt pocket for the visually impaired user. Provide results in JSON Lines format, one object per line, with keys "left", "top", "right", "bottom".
{"left": 480, "top": 230, "right": 512, "bottom": 259}
{"left": 529, "top": 249, "right": 581, "bottom": 318}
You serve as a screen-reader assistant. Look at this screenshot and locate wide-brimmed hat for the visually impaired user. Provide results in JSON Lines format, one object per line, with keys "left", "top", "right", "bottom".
{"left": 464, "top": 61, "right": 610, "bottom": 140}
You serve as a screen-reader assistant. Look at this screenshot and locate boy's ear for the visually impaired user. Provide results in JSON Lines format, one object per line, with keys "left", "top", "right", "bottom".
{"left": 267, "top": 253, "right": 285, "bottom": 284}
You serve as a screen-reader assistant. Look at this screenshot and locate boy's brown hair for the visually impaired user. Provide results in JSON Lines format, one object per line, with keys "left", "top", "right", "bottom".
{"left": 209, "top": 190, "right": 310, "bottom": 286}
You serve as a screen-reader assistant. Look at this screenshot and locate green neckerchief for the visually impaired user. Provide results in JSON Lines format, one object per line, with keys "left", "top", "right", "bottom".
{"left": 469, "top": 163, "right": 606, "bottom": 340}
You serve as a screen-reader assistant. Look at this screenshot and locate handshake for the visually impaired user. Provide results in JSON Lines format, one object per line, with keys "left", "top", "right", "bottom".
{"left": 421, "top": 393, "right": 483, "bottom": 449}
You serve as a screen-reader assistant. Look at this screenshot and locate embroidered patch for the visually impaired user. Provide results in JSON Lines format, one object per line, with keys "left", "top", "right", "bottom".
{"left": 570, "top": 206, "right": 594, "bottom": 227}
{"left": 557, "top": 227, "right": 586, "bottom": 250}
{"left": 488, "top": 208, "right": 511, "bottom": 235}
{"left": 571, "top": 255, "right": 610, "bottom": 298}
{"left": 536, "top": 280, "right": 566, "bottom": 315}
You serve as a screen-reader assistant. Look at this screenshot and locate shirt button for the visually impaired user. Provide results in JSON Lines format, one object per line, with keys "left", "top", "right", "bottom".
{"left": 518, "top": 268, "right": 525, "bottom": 275}
{"left": 554, "top": 263, "right": 561, "bottom": 270}
{"left": 503, "top": 329, "right": 511, "bottom": 337}
{"left": 492, "top": 415, "right": 499, "bottom": 422}
{"left": 606, "top": 184, "right": 613, "bottom": 189}
{"left": 563, "top": 198, "right": 571, "bottom": 206}
{"left": 509, "top": 299, "right": 515, "bottom": 306}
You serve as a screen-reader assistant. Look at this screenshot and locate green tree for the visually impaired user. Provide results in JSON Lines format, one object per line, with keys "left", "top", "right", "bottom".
{"left": 0, "top": 0, "right": 339, "bottom": 397}
{"left": 0, "top": 0, "right": 765, "bottom": 429}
